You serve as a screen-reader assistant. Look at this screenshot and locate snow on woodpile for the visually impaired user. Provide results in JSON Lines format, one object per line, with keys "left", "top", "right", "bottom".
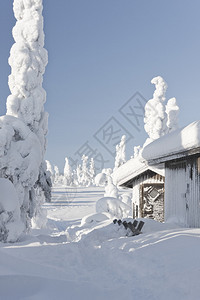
{"left": 142, "top": 120, "right": 200, "bottom": 162}
{"left": 112, "top": 157, "right": 164, "bottom": 186}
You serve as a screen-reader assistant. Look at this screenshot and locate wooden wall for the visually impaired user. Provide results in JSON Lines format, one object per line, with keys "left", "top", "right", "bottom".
{"left": 165, "top": 155, "right": 200, "bottom": 227}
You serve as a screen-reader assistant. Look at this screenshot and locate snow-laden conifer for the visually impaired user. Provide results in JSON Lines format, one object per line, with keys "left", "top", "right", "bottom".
{"left": 114, "top": 135, "right": 126, "bottom": 171}
{"left": 64, "top": 157, "right": 73, "bottom": 186}
{"left": 89, "top": 158, "right": 96, "bottom": 185}
{"left": 80, "top": 155, "right": 91, "bottom": 186}
{"left": 144, "top": 76, "right": 168, "bottom": 141}
{"left": 46, "top": 160, "right": 54, "bottom": 183}
{"left": 76, "top": 164, "right": 82, "bottom": 186}
{"left": 6, "top": 0, "right": 50, "bottom": 203}
{"left": 0, "top": 115, "right": 42, "bottom": 241}
{"left": 54, "top": 166, "right": 61, "bottom": 185}
{"left": 166, "top": 97, "right": 179, "bottom": 132}
{"left": 7, "top": 0, "right": 48, "bottom": 149}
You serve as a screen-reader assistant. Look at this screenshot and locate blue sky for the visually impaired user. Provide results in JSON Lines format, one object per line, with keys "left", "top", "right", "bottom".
{"left": 0, "top": 0, "right": 200, "bottom": 171}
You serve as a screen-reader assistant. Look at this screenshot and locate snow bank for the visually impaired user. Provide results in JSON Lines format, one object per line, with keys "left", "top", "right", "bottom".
{"left": 81, "top": 212, "right": 110, "bottom": 226}
{"left": 143, "top": 120, "right": 200, "bottom": 162}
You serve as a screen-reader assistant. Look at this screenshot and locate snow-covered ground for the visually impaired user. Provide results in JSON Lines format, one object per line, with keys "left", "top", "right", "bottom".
{"left": 0, "top": 185, "right": 200, "bottom": 300}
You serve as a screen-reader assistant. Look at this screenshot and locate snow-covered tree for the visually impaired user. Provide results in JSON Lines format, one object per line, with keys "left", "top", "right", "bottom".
{"left": 54, "top": 166, "right": 62, "bottom": 185}
{"left": 102, "top": 168, "right": 113, "bottom": 176}
{"left": 144, "top": 76, "right": 168, "bottom": 142}
{"left": 0, "top": 116, "right": 42, "bottom": 241}
{"left": 104, "top": 176, "right": 118, "bottom": 198}
{"left": 166, "top": 97, "right": 179, "bottom": 133}
{"left": 46, "top": 160, "right": 54, "bottom": 182}
{"left": 64, "top": 157, "right": 73, "bottom": 186}
{"left": 76, "top": 164, "right": 82, "bottom": 186}
{"left": 36, "top": 161, "right": 52, "bottom": 203}
{"left": 0, "top": 0, "right": 49, "bottom": 241}
{"left": 80, "top": 155, "right": 91, "bottom": 186}
{"left": 89, "top": 158, "right": 96, "bottom": 185}
{"left": 7, "top": 0, "right": 48, "bottom": 148}
{"left": 133, "top": 145, "right": 142, "bottom": 158}
{"left": 143, "top": 76, "right": 180, "bottom": 148}
{"left": 0, "top": 178, "right": 24, "bottom": 243}
{"left": 6, "top": 1, "right": 50, "bottom": 205}
{"left": 114, "top": 135, "right": 126, "bottom": 171}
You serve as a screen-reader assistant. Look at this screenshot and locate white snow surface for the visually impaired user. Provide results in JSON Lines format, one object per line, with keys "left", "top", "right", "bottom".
{"left": 0, "top": 178, "right": 18, "bottom": 212}
{"left": 143, "top": 120, "right": 200, "bottom": 162}
{"left": 112, "top": 156, "right": 165, "bottom": 186}
{"left": 0, "top": 185, "right": 200, "bottom": 299}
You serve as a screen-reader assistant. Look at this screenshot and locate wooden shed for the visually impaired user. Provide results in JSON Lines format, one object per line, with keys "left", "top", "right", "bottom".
{"left": 143, "top": 121, "right": 200, "bottom": 227}
{"left": 113, "top": 158, "right": 165, "bottom": 222}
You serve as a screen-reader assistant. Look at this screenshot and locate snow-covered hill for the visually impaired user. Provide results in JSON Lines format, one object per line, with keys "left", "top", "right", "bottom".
{"left": 0, "top": 185, "right": 200, "bottom": 300}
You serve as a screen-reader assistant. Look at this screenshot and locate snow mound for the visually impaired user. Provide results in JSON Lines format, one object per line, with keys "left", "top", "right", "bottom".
{"left": 81, "top": 213, "right": 110, "bottom": 226}
{"left": 96, "top": 197, "right": 130, "bottom": 219}
{"left": 143, "top": 120, "right": 200, "bottom": 162}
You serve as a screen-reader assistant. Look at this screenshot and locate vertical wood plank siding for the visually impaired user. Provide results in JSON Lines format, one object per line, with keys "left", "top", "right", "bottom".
{"left": 165, "top": 156, "right": 200, "bottom": 227}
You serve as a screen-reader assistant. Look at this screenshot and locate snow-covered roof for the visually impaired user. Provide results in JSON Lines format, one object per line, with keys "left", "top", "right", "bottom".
{"left": 112, "top": 157, "right": 165, "bottom": 187}
{"left": 142, "top": 120, "right": 200, "bottom": 163}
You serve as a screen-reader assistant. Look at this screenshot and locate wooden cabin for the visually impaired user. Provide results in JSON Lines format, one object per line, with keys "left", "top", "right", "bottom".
{"left": 113, "top": 158, "right": 165, "bottom": 222}
{"left": 142, "top": 121, "right": 200, "bottom": 227}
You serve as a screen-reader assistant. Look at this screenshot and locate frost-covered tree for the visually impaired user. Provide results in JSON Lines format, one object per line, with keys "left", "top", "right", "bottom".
{"left": 104, "top": 176, "right": 118, "bottom": 198}
{"left": 36, "top": 161, "right": 52, "bottom": 203}
{"left": 134, "top": 145, "right": 142, "bottom": 158}
{"left": 89, "top": 158, "right": 96, "bottom": 185}
{"left": 143, "top": 76, "right": 180, "bottom": 148}
{"left": 0, "top": 0, "right": 50, "bottom": 241}
{"left": 76, "top": 164, "right": 82, "bottom": 186}
{"left": 6, "top": 1, "right": 50, "bottom": 204}
{"left": 54, "top": 166, "right": 61, "bottom": 185}
{"left": 46, "top": 160, "right": 54, "bottom": 183}
{"left": 114, "top": 135, "right": 126, "bottom": 171}
{"left": 0, "top": 116, "right": 42, "bottom": 241}
{"left": 64, "top": 157, "right": 73, "bottom": 186}
{"left": 7, "top": 0, "right": 48, "bottom": 148}
{"left": 166, "top": 97, "right": 179, "bottom": 133}
{"left": 144, "top": 76, "right": 168, "bottom": 142}
{"left": 80, "top": 155, "right": 91, "bottom": 186}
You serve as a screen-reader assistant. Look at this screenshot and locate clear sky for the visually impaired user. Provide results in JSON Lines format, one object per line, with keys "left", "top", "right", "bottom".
{"left": 0, "top": 0, "right": 200, "bottom": 172}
